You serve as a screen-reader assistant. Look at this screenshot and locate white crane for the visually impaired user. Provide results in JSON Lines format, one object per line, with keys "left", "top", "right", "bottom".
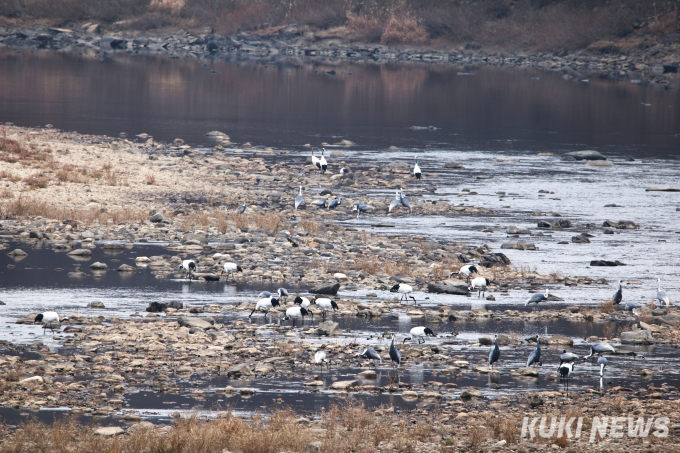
{"left": 449, "top": 264, "right": 478, "bottom": 283}
{"left": 390, "top": 283, "right": 416, "bottom": 304}
{"left": 319, "top": 148, "right": 328, "bottom": 174}
{"left": 657, "top": 278, "right": 670, "bottom": 305}
{"left": 283, "top": 306, "right": 311, "bottom": 327}
{"left": 249, "top": 297, "right": 280, "bottom": 320}
{"left": 469, "top": 277, "right": 490, "bottom": 298}
{"left": 311, "top": 148, "right": 321, "bottom": 173}
{"left": 34, "top": 312, "right": 67, "bottom": 334}
{"left": 178, "top": 260, "right": 197, "bottom": 280}
{"left": 294, "top": 296, "right": 311, "bottom": 309}
{"left": 314, "top": 350, "right": 329, "bottom": 370}
{"left": 413, "top": 155, "right": 421, "bottom": 180}
{"left": 221, "top": 262, "right": 243, "bottom": 279}
{"left": 403, "top": 326, "right": 436, "bottom": 344}
{"left": 313, "top": 298, "right": 338, "bottom": 319}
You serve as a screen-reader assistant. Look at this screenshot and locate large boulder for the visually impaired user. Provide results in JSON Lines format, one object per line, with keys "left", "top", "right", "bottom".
{"left": 227, "top": 363, "right": 253, "bottom": 377}
{"left": 330, "top": 380, "right": 358, "bottom": 390}
{"left": 310, "top": 283, "right": 340, "bottom": 295}
{"left": 146, "top": 302, "right": 168, "bottom": 313}
{"left": 177, "top": 316, "right": 215, "bottom": 330}
{"left": 182, "top": 233, "right": 208, "bottom": 244}
{"left": 67, "top": 249, "right": 92, "bottom": 257}
{"left": 316, "top": 321, "right": 341, "bottom": 336}
{"left": 426, "top": 282, "right": 468, "bottom": 295}
{"left": 561, "top": 150, "right": 606, "bottom": 161}
{"left": 621, "top": 330, "right": 654, "bottom": 345}
{"left": 481, "top": 253, "right": 510, "bottom": 267}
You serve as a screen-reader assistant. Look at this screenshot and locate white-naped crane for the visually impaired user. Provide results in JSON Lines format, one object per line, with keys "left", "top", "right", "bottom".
{"left": 294, "top": 296, "right": 311, "bottom": 309}
{"left": 390, "top": 283, "right": 416, "bottom": 304}
{"left": 34, "top": 312, "right": 67, "bottom": 335}
{"left": 178, "top": 259, "right": 197, "bottom": 280}
{"left": 319, "top": 148, "right": 328, "bottom": 174}
{"left": 559, "top": 350, "right": 579, "bottom": 365}
{"left": 403, "top": 326, "right": 436, "bottom": 344}
{"left": 388, "top": 190, "right": 400, "bottom": 215}
{"left": 449, "top": 264, "right": 478, "bottom": 283}
{"left": 311, "top": 148, "right": 321, "bottom": 173}
{"left": 314, "top": 350, "right": 329, "bottom": 370}
{"left": 413, "top": 155, "right": 421, "bottom": 180}
{"left": 526, "top": 337, "right": 542, "bottom": 367}
{"left": 597, "top": 356, "right": 607, "bottom": 377}
{"left": 399, "top": 188, "right": 412, "bottom": 215}
{"left": 311, "top": 198, "right": 327, "bottom": 209}
{"left": 249, "top": 297, "right": 280, "bottom": 320}
{"left": 525, "top": 289, "right": 549, "bottom": 308}
{"left": 389, "top": 336, "right": 401, "bottom": 368}
{"left": 489, "top": 334, "right": 500, "bottom": 369}
{"left": 612, "top": 280, "right": 622, "bottom": 304}
{"left": 328, "top": 198, "right": 342, "bottom": 210}
{"left": 356, "top": 348, "right": 382, "bottom": 366}
{"left": 657, "top": 278, "right": 670, "bottom": 305}
{"left": 583, "top": 342, "right": 616, "bottom": 360}
{"left": 221, "top": 262, "right": 243, "bottom": 279}
{"left": 352, "top": 201, "right": 373, "bottom": 218}
{"left": 283, "top": 306, "right": 311, "bottom": 327}
{"left": 295, "top": 186, "right": 304, "bottom": 210}
{"left": 235, "top": 202, "right": 247, "bottom": 215}
{"left": 313, "top": 297, "right": 338, "bottom": 319}
{"left": 468, "top": 277, "right": 490, "bottom": 298}
{"left": 277, "top": 288, "right": 289, "bottom": 302}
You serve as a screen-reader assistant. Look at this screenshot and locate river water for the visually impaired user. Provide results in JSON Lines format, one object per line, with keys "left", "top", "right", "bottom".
{"left": 0, "top": 49, "right": 679, "bottom": 423}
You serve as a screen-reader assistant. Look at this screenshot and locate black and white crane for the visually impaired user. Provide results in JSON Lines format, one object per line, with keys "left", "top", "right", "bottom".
{"left": 559, "top": 361, "right": 575, "bottom": 394}
{"left": 356, "top": 348, "right": 382, "bottom": 366}
{"left": 283, "top": 306, "right": 311, "bottom": 327}
{"left": 221, "top": 262, "right": 243, "bottom": 279}
{"left": 277, "top": 288, "right": 289, "bottom": 301}
{"left": 294, "top": 296, "right": 311, "bottom": 309}
{"left": 313, "top": 298, "right": 338, "bottom": 319}
{"left": 612, "top": 280, "right": 623, "bottom": 304}
{"left": 295, "top": 186, "right": 304, "bottom": 210}
{"left": 390, "top": 283, "right": 416, "bottom": 304}
{"left": 469, "top": 277, "right": 490, "bottom": 298}
{"left": 319, "top": 148, "right": 328, "bottom": 174}
{"left": 526, "top": 337, "right": 542, "bottom": 367}
{"left": 413, "top": 155, "right": 421, "bottom": 180}
{"left": 657, "top": 278, "right": 670, "bottom": 305}
{"left": 178, "top": 260, "right": 197, "bottom": 280}
{"left": 34, "top": 312, "right": 66, "bottom": 334}
{"left": 235, "top": 202, "right": 247, "bottom": 215}
{"left": 314, "top": 350, "right": 329, "bottom": 370}
{"left": 389, "top": 336, "right": 401, "bottom": 368}
{"left": 559, "top": 350, "right": 579, "bottom": 365}
{"left": 449, "top": 264, "right": 478, "bottom": 283}
{"left": 489, "top": 334, "right": 500, "bottom": 370}
{"left": 249, "top": 297, "right": 280, "bottom": 320}
{"left": 311, "top": 148, "right": 321, "bottom": 173}
{"left": 403, "top": 326, "right": 436, "bottom": 344}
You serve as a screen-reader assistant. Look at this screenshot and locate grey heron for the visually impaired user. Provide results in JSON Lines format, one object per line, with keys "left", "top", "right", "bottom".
{"left": 388, "top": 191, "right": 400, "bottom": 214}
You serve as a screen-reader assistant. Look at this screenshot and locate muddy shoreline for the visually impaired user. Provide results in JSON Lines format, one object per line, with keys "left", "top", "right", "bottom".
{"left": 1, "top": 23, "right": 679, "bottom": 90}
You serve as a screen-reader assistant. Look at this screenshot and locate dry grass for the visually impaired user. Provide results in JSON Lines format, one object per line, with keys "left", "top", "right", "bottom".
{"left": 600, "top": 299, "right": 615, "bottom": 314}
{"left": 23, "top": 172, "right": 48, "bottom": 189}
{"left": 381, "top": 14, "right": 428, "bottom": 45}
{"left": 300, "top": 215, "right": 320, "bottom": 234}
{"left": 486, "top": 414, "right": 519, "bottom": 444}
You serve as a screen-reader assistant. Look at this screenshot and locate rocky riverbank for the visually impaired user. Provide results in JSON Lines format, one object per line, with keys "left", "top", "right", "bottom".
{"left": 1, "top": 23, "right": 679, "bottom": 88}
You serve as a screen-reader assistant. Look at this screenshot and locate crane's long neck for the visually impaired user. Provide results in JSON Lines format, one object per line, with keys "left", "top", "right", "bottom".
{"left": 600, "top": 363, "right": 605, "bottom": 377}
{"left": 299, "top": 187, "right": 302, "bottom": 195}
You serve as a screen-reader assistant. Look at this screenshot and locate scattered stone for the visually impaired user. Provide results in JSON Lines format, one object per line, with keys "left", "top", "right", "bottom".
{"left": 67, "top": 248, "right": 92, "bottom": 256}
{"left": 117, "top": 264, "right": 136, "bottom": 272}
{"left": 89, "top": 262, "right": 108, "bottom": 270}
{"left": 561, "top": 150, "right": 606, "bottom": 161}
{"left": 621, "top": 330, "right": 654, "bottom": 345}
{"left": 330, "top": 380, "right": 358, "bottom": 390}
{"left": 95, "top": 427, "right": 125, "bottom": 436}
{"left": 87, "top": 301, "right": 106, "bottom": 309}
{"left": 309, "top": 283, "right": 340, "bottom": 295}
{"left": 316, "top": 321, "right": 341, "bottom": 336}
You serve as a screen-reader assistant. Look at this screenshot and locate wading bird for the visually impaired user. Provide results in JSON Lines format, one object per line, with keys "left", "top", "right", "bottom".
{"left": 583, "top": 342, "right": 616, "bottom": 360}
{"left": 221, "top": 262, "right": 243, "bottom": 279}
{"left": 527, "top": 337, "right": 542, "bottom": 367}
{"left": 314, "top": 350, "right": 329, "bottom": 370}
{"left": 559, "top": 361, "right": 575, "bottom": 394}
{"left": 311, "top": 198, "right": 327, "bottom": 209}
{"left": 178, "top": 260, "right": 197, "bottom": 280}
{"left": 559, "top": 350, "right": 579, "bottom": 365}
{"left": 612, "top": 280, "right": 623, "bottom": 304}
{"left": 328, "top": 198, "right": 342, "bottom": 210}
{"left": 413, "top": 156, "right": 421, "bottom": 180}
{"left": 489, "top": 334, "right": 500, "bottom": 369}
{"left": 313, "top": 298, "right": 338, "bottom": 319}
{"left": 388, "top": 191, "right": 401, "bottom": 215}
{"left": 389, "top": 336, "right": 401, "bottom": 368}
{"left": 319, "top": 148, "right": 328, "bottom": 174}
{"left": 283, "top": 306, "right": 311, "bottom": 327}
{"left": 294, "top": 296, "right": 311, "bottom": 309}
{"left": 403, "top": 326, "right": 436, "bottom": 344}
{"left": 295, "top": 186, "right": 304, "bottom": 210}
{"left": 34, "top": 312, "right": 66, "bottom": 335}
{"left": 469, "top": 277, "right": 490, "bottom": 298}
{"left": 390, "top": 283, "right": 416, "bottom": 304}
{"left": 311, "top": 148, "right": 321, "bottom": 173}
{"left": 450, "top": 264, "right": 478, "bottom": 283}
{"left": 249, "top": 297, "right": 280, "bottom": 320}
{"left": 356, "top": 348, "right": 382, "bottom": 366}
{"left": 352, "top": 201, "right": 373, "bottom": 218}
{"left": 235, "top": 202, "right": 247, "bottom": 215}
{"left": 277, "top": 288, "right": 289, "bottom": 301}
{"left": 399, "top": 188, "right": 412, "bottom": 215}
{"left": 525, "top": 290, "right": 549, "bottom": 308}
{"left": 597, "top": 356, "right": 607, "bottom": 377}
{"left": 657, "top": 278, "right": 670, "bottom": 305}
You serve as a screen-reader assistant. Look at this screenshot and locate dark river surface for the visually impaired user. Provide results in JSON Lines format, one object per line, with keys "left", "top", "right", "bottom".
{"left": 0, "top": 49, "right": 679, "bottom": 157}
{"left": 1, "top": 49, "right": 679, "bottom": 423}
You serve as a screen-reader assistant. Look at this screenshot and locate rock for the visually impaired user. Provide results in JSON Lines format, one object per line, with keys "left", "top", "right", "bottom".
{"left": 460, "top": 388, "right": 484, "bottom": 399}
{"left": 444, "top": 161, "right": 464, "bottom": 169}
{"left": 86, "top": 23, "right": 101, "bottom": 34}
{"left": 479, "top": 335, "right": 510, "bottom": 346}
{"left": 517, "top": 367, "right": 539, "bottom": 377}
{"left": 182, "top": 233, "right": 208, "bottom": 244}
{"left": 310, "top": 283, "right": 340, "bottom": 295}
{"left": 89, "top": 262, "right": 108, "bottom": 270}
{"left": 590, "top": 260, "right": 626, "bottom": 266}
{"left": 303, "top": 441, "right": 324, "bottom": 453}
{"left": 19, "top": 376, "right": 43, "bottom": 385}
{"left": 7, "top": 249, "right": 27, "bottom": 256}
{"left": 543, "top": 335, "right": 573, "bottom": 346}
{"left": 357, "top": 370, "right": 377, "bottom": 379}
{"left": 67, "top": 249, "right": 92, "bottom": 256}
{"left": 537, "top": 220, "right": 553, "bottom": 228}
{"left": 87, "top": 301, "right": 106, "bottom": 309}
{"left": 585, "top": 160, "right": 615, "bottom": 166}
{"left": 602, "top": 220, "right": 639, "bottom": 229}
{"left": 330, "top": 150, "right": 345, "bottom": 158}
{"left": 316, "top": 321, "right": 341, "bottom": 336}
{"left": 646, "top": 187, "right": 680, "bottom": 192}
{"left": 150, "top": 213, "right": 167, "bottom": 223}
{"left": 561, "top": 150, "right": 606, "bottom": 161}
{"left": 426, "top": 282, "right": 468, "bottom": 295}
{"left": 501, "top": 241, "right": 537, "bottom": 250}
{"left": 117, "top": 264, "right": 136, "bottom": 272}
{"left": 68, "top": 272, "right": 88, "bottom": 278}
{"left": 228, "top": 363, "right": 253, "bottom": 377}
{"left": 401, "top": 390, "right": 419, "bottom": 399}
{"left": 620, "top": 330, "right": 654, "bottom": 345}
{"left": 102, "top": 243, "right": 125, "bottom": 251}
{"left": 127, "top": 421, "right": 153, "bottom": 433}
{"left": 330, "top": 380, "right": 358, "bottom": 390}
{"left": 571, "top": 234, "right": 590, "bottom": 243}
{"left": 146, "top": 302, "right": 168, "bottom": 313}
{"left": 240, "top": 388, "right": 256, "bottom": 396}
{"left": 506, "top": 225, "right": 531, "bottom": 234}
{"left": 95, "top": 427, "right": 124, "bottom": 436}
{"left": 481, "top": 253, "right": 511, "bottom": 267}
{"left": 178, "top": 316, "right": 215, "bottom": 330}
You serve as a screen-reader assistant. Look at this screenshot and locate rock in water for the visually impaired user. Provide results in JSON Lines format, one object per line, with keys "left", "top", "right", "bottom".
{"left": 561, "top": 150, "right": 606, "bottom": 161}
{"left": 310, "top": 283, "right": 340, "bottom": 295}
